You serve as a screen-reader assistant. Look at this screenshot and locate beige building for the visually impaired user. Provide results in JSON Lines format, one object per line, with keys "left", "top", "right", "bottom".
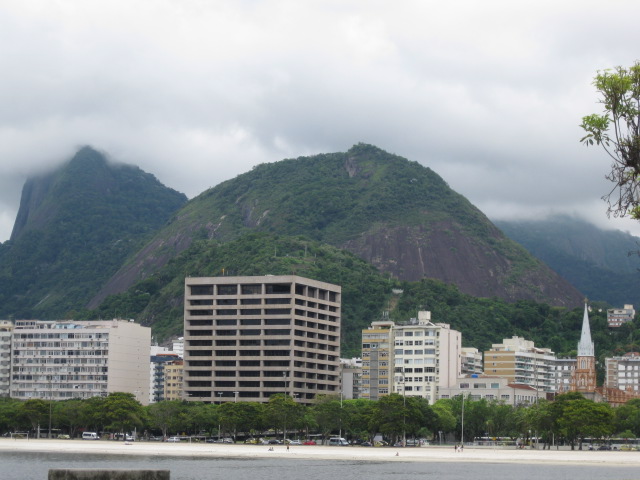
{"left": 183, "top": 275, "right": 341, "bottom": 404}
{"left": 10, "top": 319, "right": 151, "bottom": 404}
{"left": 484, "top": 336, "right": 556, "bottom": 392}
{"left": 361, "top": 320, "right": 394, "bottom": 400}
{"left": 164, "top": 359, "right": 184, "bottom": 401}
{"left": 0, "top": 320, "right": 12, "bottom": 397}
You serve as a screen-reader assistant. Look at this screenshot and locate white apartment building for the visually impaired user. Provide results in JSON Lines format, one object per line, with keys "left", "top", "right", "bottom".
{"left": 461, "top": 347, "right": 483, "bottom": 375}
{"left": 392, "top": 311, "right": 461, "bottom": 404}
{"left": 10, "top": 319, "right": 151, "bottom": 404}
{"left": 484, "top": 336, "right": 557, "bottom": 392}
{"left": 608, "top": 305, "right": 636, "bottom": 328}
{"left": 552, "top": 357, "right": 576, "bottom": 393}
{"left": 172, "top": 337, "right": 184, "bottom": 358}
{"left": 183, "top": 275, "right": 341, "bottom": 404}
{"left": 0, "top": 320, "right": 13, "bottom": 396}
{"left": 606, "top": 353, "right": 640, "bottom": 393}
{"left": 340, "top": 358, "right": 362, "bottom": 400}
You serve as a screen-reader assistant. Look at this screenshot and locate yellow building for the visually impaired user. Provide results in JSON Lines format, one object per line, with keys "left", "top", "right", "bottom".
{"left": 361, "top": 320, "right": 394, "bottom": 400}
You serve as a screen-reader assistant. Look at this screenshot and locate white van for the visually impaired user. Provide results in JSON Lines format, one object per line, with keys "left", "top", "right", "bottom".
{"left": 82, "top": 432, "right": 99, "bottom": 440}
{"left": 328, "top": 437, "right": 349, "bottom": 446}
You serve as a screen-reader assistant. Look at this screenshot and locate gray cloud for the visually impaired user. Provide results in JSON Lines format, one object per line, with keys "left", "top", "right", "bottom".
{"left": 2, "top": 0, "right": 640, "bottom": 242}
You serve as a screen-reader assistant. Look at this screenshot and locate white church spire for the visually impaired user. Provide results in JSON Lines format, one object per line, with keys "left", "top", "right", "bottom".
{"left": 577, "top": 301, "right": 594, "bottom": 357}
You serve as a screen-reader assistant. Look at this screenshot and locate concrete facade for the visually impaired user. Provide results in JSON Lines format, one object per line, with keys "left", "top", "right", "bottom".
{"left": 10, "top": 319, "right": 151, "bottom": 404}
{"left": 183, "top": 275, "right": 341, "bottom": 404}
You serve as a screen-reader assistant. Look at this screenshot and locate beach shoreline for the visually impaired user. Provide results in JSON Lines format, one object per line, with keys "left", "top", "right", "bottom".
{"left": 1, "top": 438, "right": 639, "bottom": 467}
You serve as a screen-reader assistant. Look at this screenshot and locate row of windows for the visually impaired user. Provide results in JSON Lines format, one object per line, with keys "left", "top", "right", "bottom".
{"left": 394, "top": 358, "right": 436, "bottom": 365}
{"left": 189, "top": 283, "right": 339, "bottom": 302}
{"left": 395, "top": 330, "right": 438, "bottom": 337}
{"left": 394, "top": 349, "right": 436, "bottom": 355}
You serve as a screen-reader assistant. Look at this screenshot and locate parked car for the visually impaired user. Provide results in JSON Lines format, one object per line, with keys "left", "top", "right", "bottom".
{"left": 361, "top": 441, "right": 373, "bottom": 447}
{"left": 267, "top": 439, "right": 282, "bottom": 445}
{"left": 328, "top": 437, "right": 349, "bottom": 446}
{"left": 166, "top": 437, "right": 182, "bottom": 443}
{"left": 286, "top": 440, "right": 301, "bottom": 445}
{"left": 303, "top": 440, "right": 316, "bottom": 445}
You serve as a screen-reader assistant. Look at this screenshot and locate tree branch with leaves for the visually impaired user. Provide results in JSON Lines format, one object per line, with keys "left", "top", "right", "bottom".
{"left": 581, "top": 61, "right": 640, "bottom": 220}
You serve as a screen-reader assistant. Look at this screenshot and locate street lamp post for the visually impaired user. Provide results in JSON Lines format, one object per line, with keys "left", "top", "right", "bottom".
{"left": 396, "top": 369, "right": 406, "bottom": 446}
{"left": 461, "top": 393, "right": 466, "bottom": 447}
{"left": 339, "top": 392, "right": 343, "bottom": 439}
{"left": 48, "top": 374, "right": 53, "bottom": 439}
{"left": 217, "top": 391, "right": 223, "bottom": 404}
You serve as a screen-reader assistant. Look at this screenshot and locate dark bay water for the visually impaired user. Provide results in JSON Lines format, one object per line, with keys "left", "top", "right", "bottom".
{"left": 1, "top": 451, "right": 638, "bottom": 480}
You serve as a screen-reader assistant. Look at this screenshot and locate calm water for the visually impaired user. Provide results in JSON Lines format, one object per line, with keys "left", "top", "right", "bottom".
{"left": 2, "top": 451, "right": 638, "bottom": 480}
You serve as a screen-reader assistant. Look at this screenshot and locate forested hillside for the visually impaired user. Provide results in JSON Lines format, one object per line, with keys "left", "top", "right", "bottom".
{"left": 0, "top": 147, "right": 187, "bottom": 318}
{"left": 496, "top": 215, "right": 640, "bottom": 307}
{"left": 92, "top": 144, "right": 583, "bottom": 309}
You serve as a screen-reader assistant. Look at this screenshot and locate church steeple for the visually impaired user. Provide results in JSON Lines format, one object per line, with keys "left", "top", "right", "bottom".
{"left": 577, "top": 302, "right": 594, "bottom": 357}
{"left": 572, "top": 300, "right": 597, "bottom": 393}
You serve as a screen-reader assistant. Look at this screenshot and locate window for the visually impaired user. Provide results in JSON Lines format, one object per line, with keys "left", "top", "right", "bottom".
{"left": 191, "top": 285, "right": 213, "bottom": 295}
{"left": 217, "top": 285, "right": 237, "bottom": 295}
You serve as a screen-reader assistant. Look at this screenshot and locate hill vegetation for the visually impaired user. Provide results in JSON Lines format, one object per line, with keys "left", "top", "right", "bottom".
{"left": 0, "top": 147, "right": 187, "bottom": 318}
{"left": 93, "top": 143, "right": 583, "bottom": 308}
{"left": 496, "top": 215, "right": 640, "bottom": 307}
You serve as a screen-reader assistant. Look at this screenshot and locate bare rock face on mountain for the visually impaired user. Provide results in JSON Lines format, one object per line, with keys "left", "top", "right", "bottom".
{"left": 343, "top": 221, "right": 581, "bottom": 306}
{"left": 90, "top": 144, "right": 584, "bottom": 309}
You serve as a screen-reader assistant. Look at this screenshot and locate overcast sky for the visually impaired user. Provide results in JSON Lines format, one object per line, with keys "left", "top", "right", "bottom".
{"left": 2, "top": 0, "right": 640, "bottom": 242}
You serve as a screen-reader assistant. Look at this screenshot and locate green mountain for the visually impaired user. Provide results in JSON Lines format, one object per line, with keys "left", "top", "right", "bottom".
{"left": 495, "top": 215, "right": 640, "bottom": 307}
{"left": 0, "top": 146, "right": 187, "bottom": 318}
{"left": 91, "top": 143, "right": 583, "bottom": 310}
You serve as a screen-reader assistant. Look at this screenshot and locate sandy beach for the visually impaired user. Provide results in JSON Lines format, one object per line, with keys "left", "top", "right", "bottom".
{"left": 1, "top": 438, "right": 639, "bottom": 466}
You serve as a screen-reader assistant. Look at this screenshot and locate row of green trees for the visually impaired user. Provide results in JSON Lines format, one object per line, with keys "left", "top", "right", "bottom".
{"left": 2, "top": 392, "right": 640, "bottom": 449}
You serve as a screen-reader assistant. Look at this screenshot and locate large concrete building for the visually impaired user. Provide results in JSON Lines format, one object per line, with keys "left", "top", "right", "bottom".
{"left": 10, "top": 319, "right": 151, "bottom": 404}
{"left": 183, "top": 275, "right": 341, "bottom": 404}
{"left": 484, "top": 336, "right": 557, "bottom": 392}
